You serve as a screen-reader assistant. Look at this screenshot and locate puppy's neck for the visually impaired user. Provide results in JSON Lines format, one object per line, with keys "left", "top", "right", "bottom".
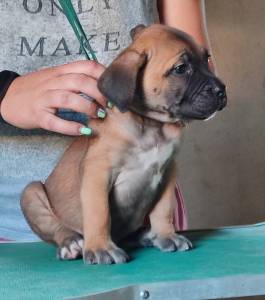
{"left": 105, "top": 107, "right": 182, "bottom": 142}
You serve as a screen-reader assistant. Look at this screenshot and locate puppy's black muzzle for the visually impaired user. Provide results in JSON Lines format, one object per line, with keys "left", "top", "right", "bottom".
{"left": 207, "top": 77, "right": 227, "bottom": 110}
{"left": 178, "top": 73, "right": 227, "bottom": 120}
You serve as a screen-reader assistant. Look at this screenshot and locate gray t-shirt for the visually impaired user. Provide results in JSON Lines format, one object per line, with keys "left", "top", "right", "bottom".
{"left": 0, "top": 0, "right": 158, "bottom": 240}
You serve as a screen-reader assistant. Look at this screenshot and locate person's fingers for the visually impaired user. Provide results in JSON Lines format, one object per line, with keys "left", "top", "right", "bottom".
{"left": 44, "top": 74, "right": 107, "bottom": 107}
{"left": 39, "top": 113, "right": 92, "bottom": 136}
{"left": 41, "top": 90, "right": 104, "bottom": 118}
{"left": 54, "top": 60, "right": 106, "bottom": 80}
{"left": 17, "top": 61, "right": 106, "bottom": 92}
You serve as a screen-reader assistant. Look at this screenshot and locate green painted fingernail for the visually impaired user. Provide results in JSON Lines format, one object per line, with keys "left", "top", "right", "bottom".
{"left": 97, "top": 108, "right": 106, "bottom": 119}
{"left": 107, "top": 101, "right": 114, "bottom": 109}
{"left": 80, "top": 127, "right": 92, "bottom": 136}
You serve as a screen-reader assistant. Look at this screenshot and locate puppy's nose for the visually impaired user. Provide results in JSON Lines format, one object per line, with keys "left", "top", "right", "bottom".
{"left": 216, "top": 89, "right": 226, "bottom": 100}
{"left": 211, "top": 80, "right": 227, "bottom": 110}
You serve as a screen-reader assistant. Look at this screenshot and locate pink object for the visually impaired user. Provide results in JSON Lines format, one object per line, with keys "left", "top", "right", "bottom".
{"left": 0, "top": 238, "right": 11, "bottom": 243}
{"left": 143, "top": 182, "right": 187, "bottom": 231}
{"left": 174, "top": 182, "right": 188, "bottom": 231}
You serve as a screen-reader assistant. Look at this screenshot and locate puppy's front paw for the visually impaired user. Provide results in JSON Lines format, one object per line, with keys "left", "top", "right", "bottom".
{"left": 83, "top": 241, "right": 130, "bottom": 265}
{"left": 57, "top": 236, "right": 84, "bottom": 260}
{"left": 153, "top": 233, "right": 193, "bottom": 252}
{"left": 140, "top": 230, "right": 192, "bottom": 252}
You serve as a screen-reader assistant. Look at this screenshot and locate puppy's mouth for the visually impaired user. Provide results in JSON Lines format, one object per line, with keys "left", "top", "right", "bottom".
{"left": 177, "top": 95, "right": 226, "bottom": 121}
{"left": 131, "top": 99, "right": 220, "bottom": 127}
{"left": 203, "top": 111, "right": 217, "bottom": 121}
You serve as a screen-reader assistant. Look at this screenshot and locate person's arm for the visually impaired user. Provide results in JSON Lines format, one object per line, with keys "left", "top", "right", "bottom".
{"left": 158, "top": 0, "right": 208, "bottom": 47}
{"left": 157, "top": 0, "right": 215, "bottom": 69}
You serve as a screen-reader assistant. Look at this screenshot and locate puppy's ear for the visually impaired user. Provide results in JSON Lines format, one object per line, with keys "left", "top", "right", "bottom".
{"left": 130, "top": 24, "right": 146, "bottom": 40}
{"left": 98, "top": 49, "right": 147, "bottom": 112}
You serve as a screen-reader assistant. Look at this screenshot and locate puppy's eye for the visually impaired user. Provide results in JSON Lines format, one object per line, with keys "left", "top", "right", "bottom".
{"left": 172, "top": 63, "right": 188, "bottom": 75}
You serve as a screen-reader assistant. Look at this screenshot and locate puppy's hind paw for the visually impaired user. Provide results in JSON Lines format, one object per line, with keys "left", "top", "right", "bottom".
{"left": 83, "top": 242, "right": 130, "bottom": 265}
{"left": 57, "top": 236, "right": 83, "bottom": 260}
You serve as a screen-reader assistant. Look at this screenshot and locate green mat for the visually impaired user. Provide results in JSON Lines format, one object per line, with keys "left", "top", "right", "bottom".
{"left": 1, "top": 223, "right": 265, "bottom": 300}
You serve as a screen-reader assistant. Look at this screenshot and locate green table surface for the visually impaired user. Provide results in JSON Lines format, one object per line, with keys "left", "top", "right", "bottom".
{"left": 1, "top": 223, "right": 265, "bottom": 300}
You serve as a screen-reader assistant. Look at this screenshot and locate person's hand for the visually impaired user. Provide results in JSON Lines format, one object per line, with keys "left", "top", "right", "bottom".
{"left": 0, "top": 60, "right": 107, "bottom": 135}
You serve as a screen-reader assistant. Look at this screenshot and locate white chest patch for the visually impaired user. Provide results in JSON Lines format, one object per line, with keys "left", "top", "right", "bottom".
{"left": 113, "top": 136, "right": 177, "bottom": 208}
{"left": 138, "top": 142, "right": 175, "bottom": 171}
{"left": 137, "top": 142, "right": 175, "bottom": 189}
{"left": 151, "top": 172, "right": 163, "bottom": 189}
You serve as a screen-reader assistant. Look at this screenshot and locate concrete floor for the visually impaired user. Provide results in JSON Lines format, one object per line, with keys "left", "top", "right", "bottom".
{"left": 178, "top": 0, "right": 265, "bottom": 229}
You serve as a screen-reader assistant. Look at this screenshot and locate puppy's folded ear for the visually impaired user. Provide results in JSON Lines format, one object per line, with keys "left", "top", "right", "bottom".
{"left": 130, "top": 24, "right": 146, "bottom": 40}
{"left": 98, "top": 49, "right": 147, "bottom": 112}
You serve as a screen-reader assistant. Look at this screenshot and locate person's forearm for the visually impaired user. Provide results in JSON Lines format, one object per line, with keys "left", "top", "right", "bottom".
{"left": 157, "top": 0, "right": 209, "bottom": 48}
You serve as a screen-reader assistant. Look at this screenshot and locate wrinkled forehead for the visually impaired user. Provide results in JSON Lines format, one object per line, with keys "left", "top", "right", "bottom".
{"left": 133, "top": 25, "right": 201, "bottom": 61}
